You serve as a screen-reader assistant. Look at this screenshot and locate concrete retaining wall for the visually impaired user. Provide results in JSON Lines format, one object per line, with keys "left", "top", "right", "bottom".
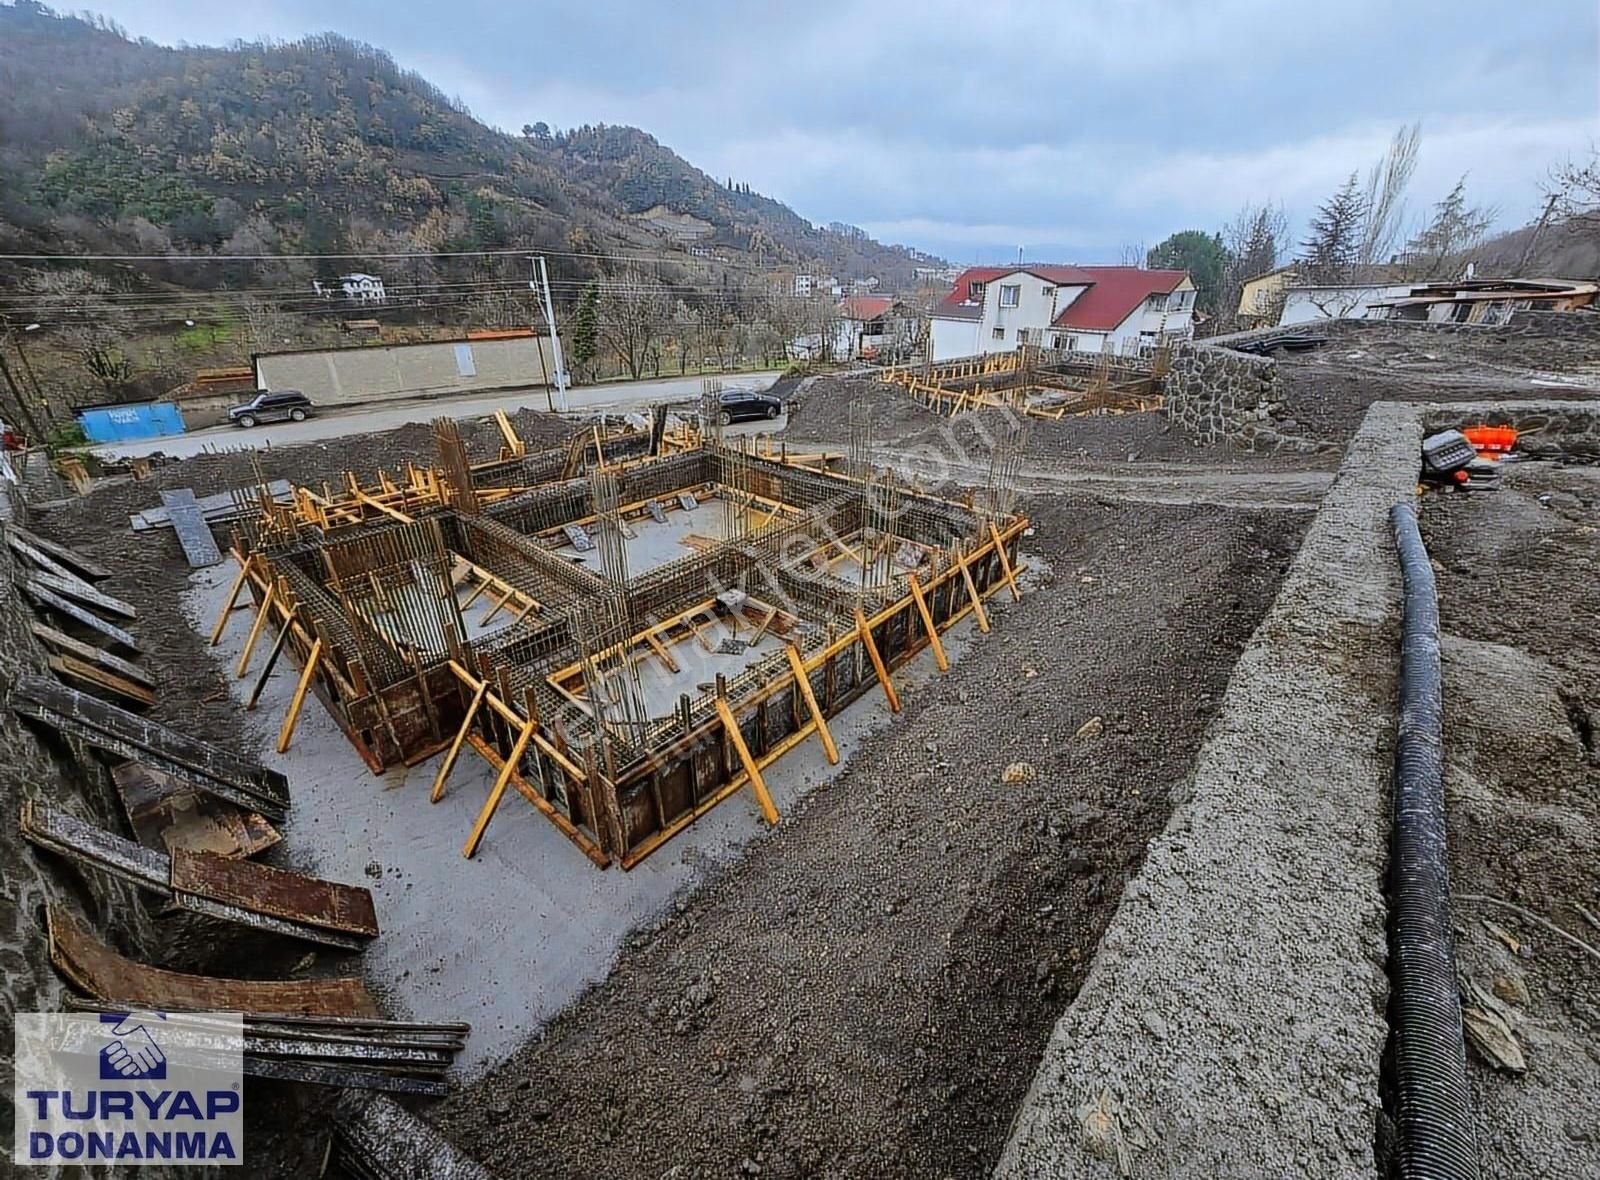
{"left": 998, "top": 402, "right": 1423, "bottom": 1178}
{"left": 257, "top": 334, "right": 558, "bottom": 408}
{"left": 998, "top": 394, "right": 1600, "bottom": 1177}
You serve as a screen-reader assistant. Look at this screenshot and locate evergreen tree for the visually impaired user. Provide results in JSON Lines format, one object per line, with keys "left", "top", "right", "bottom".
{"left": 571, "top": 282, "right": 600, "bottom": 380}
{"left": 1299, "top": 173, "right": 1368, "bottom": 284}
{"left": 1405, "top": 176, "right": 1494, "bottom": 278}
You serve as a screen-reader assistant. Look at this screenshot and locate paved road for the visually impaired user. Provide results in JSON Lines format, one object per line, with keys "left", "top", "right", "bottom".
{"left": 93, "top": 371, "right": 783, "bottom": 460}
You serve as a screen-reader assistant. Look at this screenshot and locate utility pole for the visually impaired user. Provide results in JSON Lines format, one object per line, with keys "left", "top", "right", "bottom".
{"left": 13, "top": 324, "right": 44, "bottom": 401}
{"left": 1515, "top": 194, "right": 1559, "bottom": 278}
{"left": 0, "top": 351, "right": 43, "bottom": 442}
{"left": 530, "top": 256, "right": 569, "bottom": 412}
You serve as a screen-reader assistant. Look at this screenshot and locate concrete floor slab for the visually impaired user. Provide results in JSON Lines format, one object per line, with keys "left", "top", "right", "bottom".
{"left": 184, "top": 560, "right": 973, "bottom": 1076}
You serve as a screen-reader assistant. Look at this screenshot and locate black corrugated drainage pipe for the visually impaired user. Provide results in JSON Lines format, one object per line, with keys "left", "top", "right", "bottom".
{"left": 1389, "top": 502, "right": 1480, "bottom": 1179}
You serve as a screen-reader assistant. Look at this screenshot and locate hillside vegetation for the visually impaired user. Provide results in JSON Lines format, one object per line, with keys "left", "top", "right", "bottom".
{"left": 0, "top": 3, "right": 936, "bottom": 289}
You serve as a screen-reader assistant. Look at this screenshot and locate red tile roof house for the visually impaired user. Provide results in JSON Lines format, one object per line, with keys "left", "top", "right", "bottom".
{"left": 794, "top": 296, "right": 916, "bottom": 362}
{"left": 926, "top": 265, "right": 1196, "bottom": 361}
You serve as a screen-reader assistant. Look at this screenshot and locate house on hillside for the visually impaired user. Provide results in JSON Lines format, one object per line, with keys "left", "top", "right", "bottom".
{"left": 789, "top": 296, "right": 915, "bottom": 362}
{"left": 313, "top": 273, "right": 387, "bottom": 303}
{"left": 926, "top": 266, "right": 1196, "bottom": 361}
{"left": 838, "top": 296, "right": 915, "bottom": 361}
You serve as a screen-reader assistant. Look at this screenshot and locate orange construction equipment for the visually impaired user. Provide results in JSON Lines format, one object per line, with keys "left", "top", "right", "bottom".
{"left": 1461, "top": 425, "right": 1518, "bottom": 460}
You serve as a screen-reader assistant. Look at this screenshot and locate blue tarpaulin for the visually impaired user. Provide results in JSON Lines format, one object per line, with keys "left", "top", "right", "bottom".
{"left": 77, "top": 402, "right": 187, "bottom": 444}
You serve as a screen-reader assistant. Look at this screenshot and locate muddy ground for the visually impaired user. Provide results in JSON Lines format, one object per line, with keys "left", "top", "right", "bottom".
{"left": 1420, "top": 462, "right": 1600, "bottom": 1179}
{"left": 429, "top": 493, "right": 1306, "bottom": 1179}
{"left": 780, "top": 375, "right": 1284, "bottom": 468}
{"left": 1273, "top": 340, "right": 1600, "bottom": 446}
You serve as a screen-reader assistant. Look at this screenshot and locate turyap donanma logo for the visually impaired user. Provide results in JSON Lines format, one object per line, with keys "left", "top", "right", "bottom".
{"left": 13, "top": 1010, "right": 244, "bottom": 1167}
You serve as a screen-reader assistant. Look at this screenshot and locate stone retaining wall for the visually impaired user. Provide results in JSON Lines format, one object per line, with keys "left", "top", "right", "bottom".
{"left": 1161, "top": 338, "right": 1315, "bottom": 452}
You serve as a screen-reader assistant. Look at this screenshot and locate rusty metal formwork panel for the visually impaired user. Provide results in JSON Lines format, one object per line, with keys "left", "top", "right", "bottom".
{"left": 12, "top": 675, "right": 290, "bottom": 821}
{"left": 170, "top": 849, "right": 379, "bottom": 939}
{"left": 22, "top": 803, "right": 377, "bottom": 950}
{"left": 48, "top": 905, "right": 382, "bottom": 1018}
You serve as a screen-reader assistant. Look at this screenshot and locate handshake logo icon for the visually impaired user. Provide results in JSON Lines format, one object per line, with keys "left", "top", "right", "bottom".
{"left": 98, "top": 1012, "right": 168, "bottom": 1081}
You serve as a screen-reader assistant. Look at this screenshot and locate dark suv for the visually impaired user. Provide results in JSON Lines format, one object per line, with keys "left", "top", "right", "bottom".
{"left": 229, "top": 390, "right": 314, "bottom": 428}
{"left": 716, "top": 388, "right": 782, "bottom": 425}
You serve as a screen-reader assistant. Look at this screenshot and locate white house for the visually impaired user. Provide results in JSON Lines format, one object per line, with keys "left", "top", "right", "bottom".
{"left": 793, "top": 274, "right": 816, "bottom": 297}
{"left": 313, "top": 273, "right": 387, "bottom": 303}
{"left": 790, "top": 296, "right": 916, "bottom": 362}
{"left": 926, "top": 266, "right": 1196, "bottom": 361}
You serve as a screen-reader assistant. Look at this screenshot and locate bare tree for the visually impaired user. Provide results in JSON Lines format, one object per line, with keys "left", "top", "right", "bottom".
{"left": 1403, "top": 176, "right": 1496, "bottom": 279}
{"left": 235, "top": 295, "right": 295, "bottom": 354}
{"left": 1545, "top": 147, "right": 1600, "bottom": 236}
{"left": 1218, "top": 202, "right": 1292, "bottom": 324}
{"left": 24, "top": 269, "right": 134, "bottom": 393}
{"left": 596, "top": 267, "right": 670, "bottom": 380}
{"left": 1357, "top": 122, "right": 1422, "bottom": 267}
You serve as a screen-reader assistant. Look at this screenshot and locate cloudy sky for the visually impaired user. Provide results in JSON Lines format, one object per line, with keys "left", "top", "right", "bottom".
{"left": 82, "top": 0, "right": 1600, "bottom": 264}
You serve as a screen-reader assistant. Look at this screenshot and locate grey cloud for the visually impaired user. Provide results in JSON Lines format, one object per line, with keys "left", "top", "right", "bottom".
{"left": 85, "top": 0, "right": 1600, "bottom": 262}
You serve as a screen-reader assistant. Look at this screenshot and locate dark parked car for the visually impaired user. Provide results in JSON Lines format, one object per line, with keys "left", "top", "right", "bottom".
{"left": 715, "top": 388, "right": 782, "bottom": 425}
{"left": 229, "top": 390, "right": 314, "bottom": 428}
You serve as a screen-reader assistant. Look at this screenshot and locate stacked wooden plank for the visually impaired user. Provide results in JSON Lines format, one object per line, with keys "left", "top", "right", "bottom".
{"left": 5, "top": 521, "right": 156, "bottom": 706}
{"left": 22, "top": 803, "right": 370, "bottom": 949}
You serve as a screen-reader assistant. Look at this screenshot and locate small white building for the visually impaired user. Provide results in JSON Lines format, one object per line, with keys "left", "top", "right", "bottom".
{"left": 313, "top": 273, "right": 387, "bottom": 303}
{"left": 927, "top": 266, "right": 1196, "bottom": 361}
{"left": 1277, "top": 283, "right": 1410, "bottom": 325}
{"left": 793, "top": 274, "right": 816, "bottom": 297}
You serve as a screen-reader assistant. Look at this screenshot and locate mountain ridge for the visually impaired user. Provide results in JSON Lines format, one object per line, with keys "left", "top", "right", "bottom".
{"left": 0, "top": 2, "right": 941, "bottom": 293}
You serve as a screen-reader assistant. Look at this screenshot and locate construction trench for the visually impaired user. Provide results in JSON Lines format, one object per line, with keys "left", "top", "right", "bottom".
{"left": 1, "top": 318, "right": 1596, "bottom": 1178}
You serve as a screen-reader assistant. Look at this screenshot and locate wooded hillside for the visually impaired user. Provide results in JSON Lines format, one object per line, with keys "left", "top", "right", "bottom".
{"left": 0, "top": 3, "right": 937, "bottom": 289}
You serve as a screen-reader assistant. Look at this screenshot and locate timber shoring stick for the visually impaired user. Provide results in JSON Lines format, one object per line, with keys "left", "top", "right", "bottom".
{"left": 235, "top": 580, "right": 277, "bottom": 679}
{"left": 276, "top": 638, "right": 322, "bottom": 754}
{"left": 210, "top": 555, "right": 253, "bottom": 646}
{"left": 854, "top": 606, "right": 901, "bottom": 713}
{"left": 462, "top": 718, "right": 537, "bottom": 858}
{"left": 246, "top": 610, "right": 296, "bottom": 711}
{"left": 432, "top": 682, "right": 487, "bottom": 803}
{"left": 989, "top": 521, "right": 1022, "bottom": 602}
{"left": 785, "top": 643, "right": 838, "bottom": 765}
{"left": 907, "top": 573, "right": 947, "bottom": 673}
{"left": 715, "top": 697, "right": 779, "bottom": 825}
